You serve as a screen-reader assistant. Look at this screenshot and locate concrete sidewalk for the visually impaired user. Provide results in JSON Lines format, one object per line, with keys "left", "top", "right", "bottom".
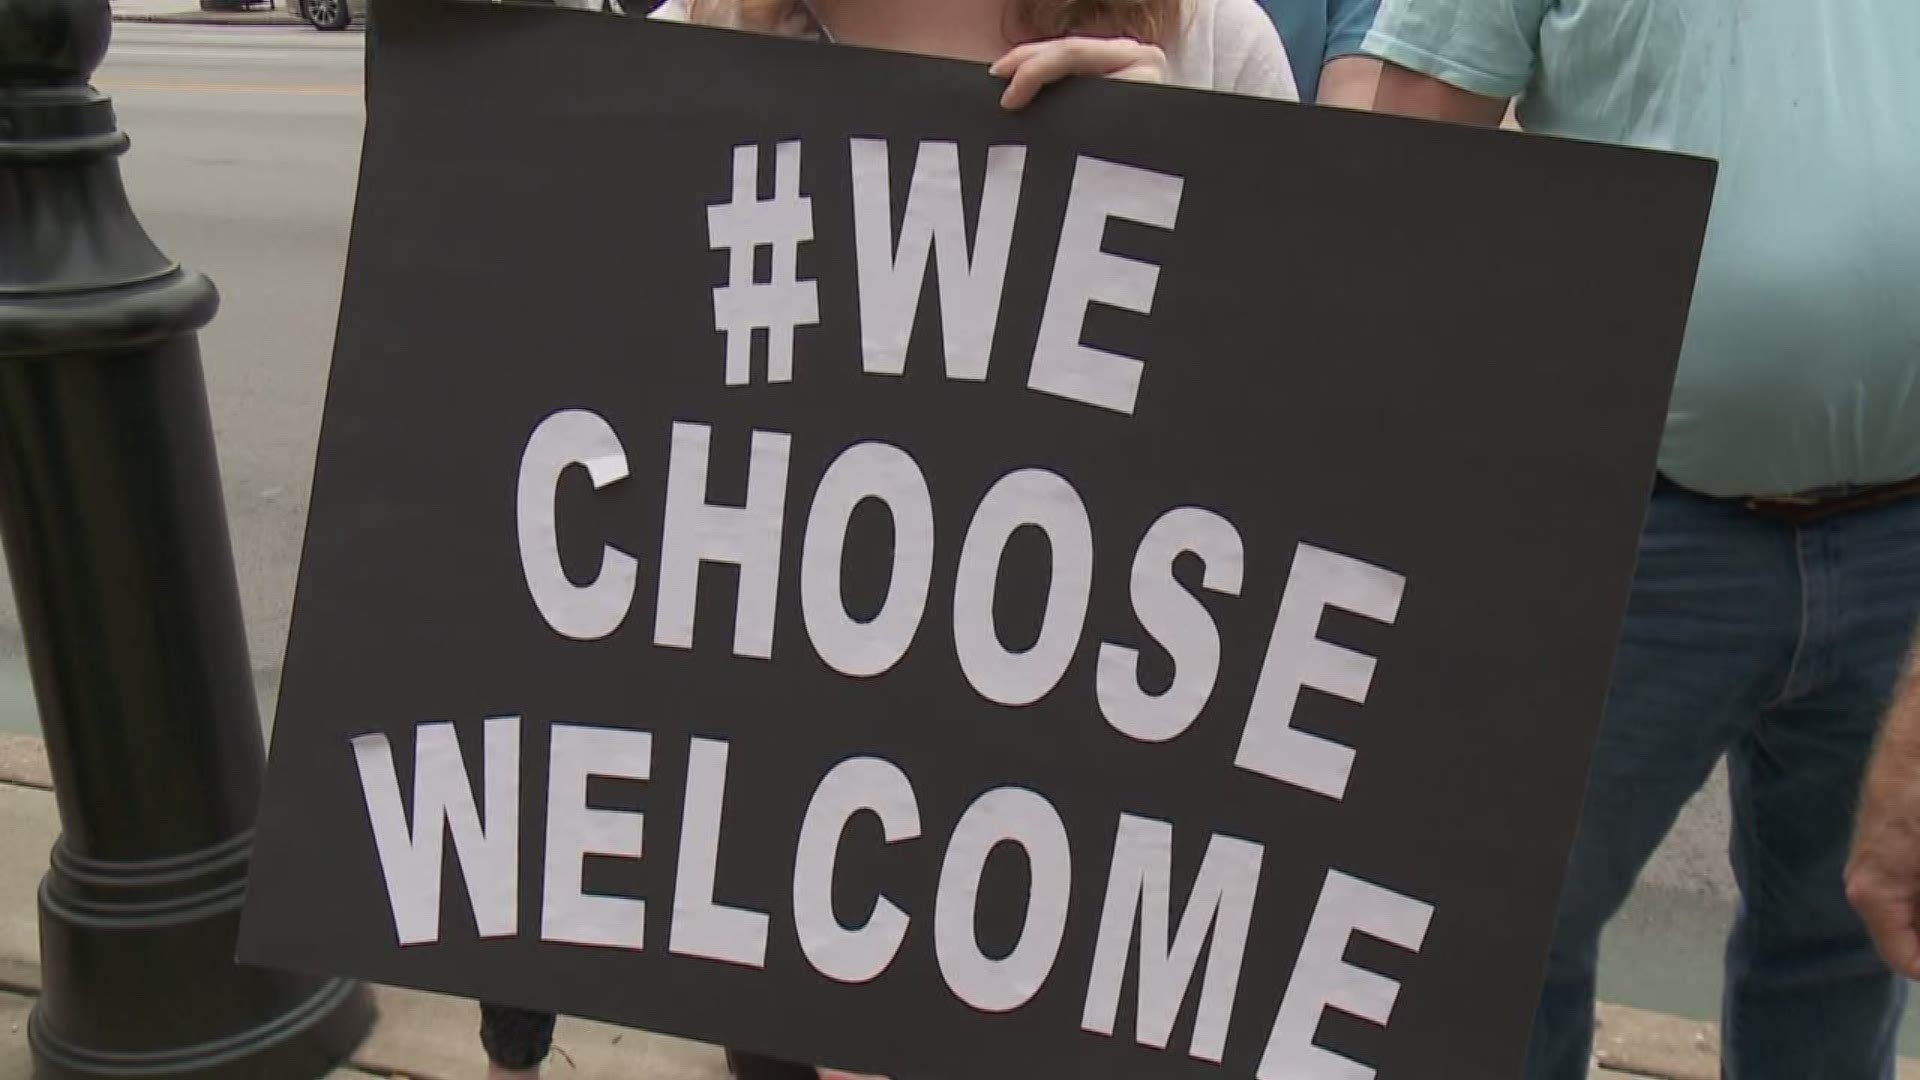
{"left": 0, "top": 734, "right": 1872, "bottom": 1080}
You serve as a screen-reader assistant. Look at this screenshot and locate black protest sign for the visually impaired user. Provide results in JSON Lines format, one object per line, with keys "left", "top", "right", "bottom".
{"left": 236, "top": 2, "right": 1714, "bottom": 1077}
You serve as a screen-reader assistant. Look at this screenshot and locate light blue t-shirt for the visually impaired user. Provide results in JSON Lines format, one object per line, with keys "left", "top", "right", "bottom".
{"left": 1257, "top": 0, "right": 1381, "bottom": 103}
{"left": 1363, "top": 0, "right": 1920, "bottom": 498}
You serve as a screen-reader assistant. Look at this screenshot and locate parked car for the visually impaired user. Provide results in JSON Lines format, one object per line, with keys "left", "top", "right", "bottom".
{"left": 290, "top": 0, "right": 365, "bottom": 30}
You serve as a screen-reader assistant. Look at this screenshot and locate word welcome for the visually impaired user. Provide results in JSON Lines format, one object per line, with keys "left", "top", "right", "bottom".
{"left": 352, "top": 720, "right": 1433, "bottom": 1080}
{"left": 357, "top": 133, "right": 1440, "bottom": 1080}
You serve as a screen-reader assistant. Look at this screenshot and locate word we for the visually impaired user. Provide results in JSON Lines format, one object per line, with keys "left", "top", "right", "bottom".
{"left": 709, "top": 139, "right": 1180, "bottom": 416}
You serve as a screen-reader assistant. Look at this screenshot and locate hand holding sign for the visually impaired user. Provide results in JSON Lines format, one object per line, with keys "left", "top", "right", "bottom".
{"left": 991, "top": 37, "right": 1173, "bottom": 108}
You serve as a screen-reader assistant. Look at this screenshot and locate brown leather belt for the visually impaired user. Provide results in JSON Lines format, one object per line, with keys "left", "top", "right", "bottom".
{"left": 1741, "top": 474, "right": 1920, "bottom": 524}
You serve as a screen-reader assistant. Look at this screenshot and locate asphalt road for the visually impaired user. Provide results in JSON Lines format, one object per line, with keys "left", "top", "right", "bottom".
{"left": 0, "top": 20, "right": 1911, "bottom": 1050}
{"left": 0, "top": 24, "right": 363, "bottom": 730}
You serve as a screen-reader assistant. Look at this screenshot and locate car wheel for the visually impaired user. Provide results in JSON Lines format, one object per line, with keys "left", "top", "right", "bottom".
{"left": 303, "top": 0, "right": 351, "bottom": 30}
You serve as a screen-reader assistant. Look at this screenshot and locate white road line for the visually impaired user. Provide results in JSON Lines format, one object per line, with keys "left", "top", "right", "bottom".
{"left": 109, "top": 28, "right": 364, "bottom": 51}
{"left": 98, "top": 79, "right": 362, "bottom": 95}
{"left": 109, "top": 48, "right": 361, "bottom": 63}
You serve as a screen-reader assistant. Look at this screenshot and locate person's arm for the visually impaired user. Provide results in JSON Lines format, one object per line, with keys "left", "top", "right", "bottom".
{"left": 1372, "top": 62, "right": 1507, "bottom": 125}
{"left": 1314, "top": 0, "right": 1381, "bottom": 109}
{"left": 1847, "top": 633, "right": 1920, "bottom": 978}
{"left": 1317, "top": 55, "right": 1382, "bottom": 109}
{"left": 1357, "top": 0, "right": 1540, "bottom": 125}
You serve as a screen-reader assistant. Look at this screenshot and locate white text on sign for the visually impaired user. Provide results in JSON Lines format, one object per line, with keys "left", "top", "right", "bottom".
{"left": 352, "top": 722, "right": 1434, "bottom": 1080}
{"left": 355, "top": 138, "right": 1438, "bottom": 1080}
{"left": 711, "top": 139, "right": 1180, "bottom": 417}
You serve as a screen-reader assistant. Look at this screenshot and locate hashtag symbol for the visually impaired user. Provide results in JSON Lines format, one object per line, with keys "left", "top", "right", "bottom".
{"left": 707, "top": 141, "right": 820, "bottom": 386}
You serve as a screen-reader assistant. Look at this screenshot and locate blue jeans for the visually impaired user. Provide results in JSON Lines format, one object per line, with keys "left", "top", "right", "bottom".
{"left": 1527, "top": 481, "right": 1920, "bottom": 1080}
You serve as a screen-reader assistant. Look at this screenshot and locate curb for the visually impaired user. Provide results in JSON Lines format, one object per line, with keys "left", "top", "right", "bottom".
{"left": 113, "top": 12, "right": 315, "bottom": 24}
{"left": 109, "top": 7, "right": 320, "bottom": 24}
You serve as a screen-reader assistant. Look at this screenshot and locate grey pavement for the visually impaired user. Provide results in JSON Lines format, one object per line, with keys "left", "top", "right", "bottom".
{"left": 0, "top": 17, "right": 1913, "bottom": 1067}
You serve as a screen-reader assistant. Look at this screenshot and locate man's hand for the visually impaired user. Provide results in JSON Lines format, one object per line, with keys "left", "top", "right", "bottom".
{"left": 1847, "top": 641, "right": 1920, "bottom": 978}
{"left": 1848, "top": 816, "right": 1920, "bottom": 977}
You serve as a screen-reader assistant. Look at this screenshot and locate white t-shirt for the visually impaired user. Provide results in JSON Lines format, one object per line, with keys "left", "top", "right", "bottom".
{"left": 647, "top": 0, "right": 1299, "bottom": 101}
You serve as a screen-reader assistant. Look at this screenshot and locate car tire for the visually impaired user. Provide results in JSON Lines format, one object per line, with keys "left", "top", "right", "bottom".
{"left": 303, "top": 0, "right": 351, "bottom": 30}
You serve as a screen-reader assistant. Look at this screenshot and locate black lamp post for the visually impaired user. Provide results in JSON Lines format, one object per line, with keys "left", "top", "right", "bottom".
{"left": 0, "top": 0, "right": 375, "bottom": 1074}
